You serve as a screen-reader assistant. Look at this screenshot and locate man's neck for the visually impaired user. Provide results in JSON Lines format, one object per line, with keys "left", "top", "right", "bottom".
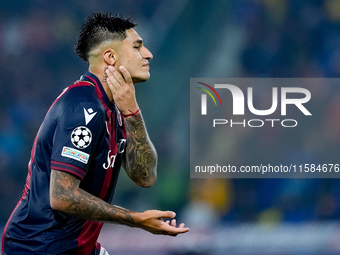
{"left": 88, "top": 65, "right": 113, "bottom": 102}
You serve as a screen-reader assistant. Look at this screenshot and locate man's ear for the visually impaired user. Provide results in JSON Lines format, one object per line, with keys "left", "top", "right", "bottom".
{"left": 103, "top": 49, "right": 116, "bottom": 65}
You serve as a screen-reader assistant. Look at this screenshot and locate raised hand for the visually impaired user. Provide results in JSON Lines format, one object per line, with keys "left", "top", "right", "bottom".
{"left": 105, "top": 65, "right": 139, "bottom": 116}
{"left": 133, "top": 210, "right": 190, "bottom": 236}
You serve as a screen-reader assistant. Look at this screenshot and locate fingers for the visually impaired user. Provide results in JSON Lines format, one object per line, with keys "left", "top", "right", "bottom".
{"left": 178, "top": 223, "right": 186, "bottom": 228}
{"left": 104, "top": 65, "right": 138, "bottom": 115}
{"left": 105, "top": 67, "right": 118, "bottom": 93}
{"left": 106, "top": 65, "right": 133, "bottom": 88}
{"left": 165, "top": 219, "right": 186, "bottom": 229}
{"left": 142, "top": 210, "right": 190, "bottom": 236}
{"left": 171, "top": 219, "right": 176, "bottom": 227}
{"left": 163, "top": 222, "right": 190, "bottom": 236}
{"left": 154, "top": 210, "right": 189, "bottom": 232}
{"left": 106, "top": 66, "right": 125, "bottom": 92}
{"left": 119, "top": 66, "right": 133, "bottom": 87}
{"left": 163, "top": 218, "right": 189, "bottom": 236}
{"left": 153, "top": 210, "right": 176, "bottom": 219}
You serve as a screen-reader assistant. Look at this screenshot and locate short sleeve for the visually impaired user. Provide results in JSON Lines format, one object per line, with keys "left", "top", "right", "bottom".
{"left": 50, "top": 88, "right": 104, "bottom": 179}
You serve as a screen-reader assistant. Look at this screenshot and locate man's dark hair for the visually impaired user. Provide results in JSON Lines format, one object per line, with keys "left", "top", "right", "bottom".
{"left": 75, "top": 12, "right": 136, "bottom": 62}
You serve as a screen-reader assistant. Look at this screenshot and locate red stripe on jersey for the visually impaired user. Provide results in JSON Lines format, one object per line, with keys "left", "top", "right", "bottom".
{"left": 51, "top": 160, "right": 86, "bottom": 179}
{"left": 98, "top": 115, "right": 115, "bottom": 199}
{"left": 84, "top": 75, "right": 111, "bottom": 118}
{"left": 85, "top": 75, "right": 115, "bottom": 200}
{"left": 75, "top": 221, "right": 104, "bottom": 255}
{"left": 84, "top": 74, "right": 127, "bottom": 200}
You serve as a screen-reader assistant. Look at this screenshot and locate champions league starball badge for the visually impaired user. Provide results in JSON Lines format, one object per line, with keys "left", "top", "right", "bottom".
{"left": 71, "top": 126, "right": 92, "bottom": 149}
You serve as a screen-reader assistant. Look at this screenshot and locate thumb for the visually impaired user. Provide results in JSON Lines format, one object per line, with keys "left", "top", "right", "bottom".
{"left": 154, "top": 210, "right": 176, "bottom": 219}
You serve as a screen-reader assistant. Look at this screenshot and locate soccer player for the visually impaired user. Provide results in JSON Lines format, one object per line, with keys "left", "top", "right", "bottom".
{"left": 1, "top": 12, "right": 189, "bottom": 255}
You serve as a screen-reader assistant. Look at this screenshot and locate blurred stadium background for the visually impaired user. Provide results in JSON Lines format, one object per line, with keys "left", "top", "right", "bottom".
{"left": 2, "top": 0, "right": 340, "bottom": 254}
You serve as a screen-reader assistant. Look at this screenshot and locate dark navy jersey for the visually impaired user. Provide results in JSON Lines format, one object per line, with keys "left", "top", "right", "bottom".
{"left": 1, "top": 72, "right": 126, "bottom": 255}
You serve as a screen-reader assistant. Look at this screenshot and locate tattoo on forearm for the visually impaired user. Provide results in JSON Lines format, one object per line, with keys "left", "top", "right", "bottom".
{"left": 50, "top": 170, "right": 134, "bottom": 225}
{"left": 124, "top": 113, "right": 157, "bottom": 184}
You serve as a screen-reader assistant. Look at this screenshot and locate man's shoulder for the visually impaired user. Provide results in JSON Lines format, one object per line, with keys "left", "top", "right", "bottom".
{"left": 57, "top": 81, "right": 100, "bottom": 107}
{"left": 64, "top": 80, "right": 96, "bottom": 99}
{"left": 52, "top": 80, "right": 106, "bottom": 122}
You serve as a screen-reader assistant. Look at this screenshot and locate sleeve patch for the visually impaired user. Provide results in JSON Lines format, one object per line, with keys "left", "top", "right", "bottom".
{"left": 71, "top": 126, "right": 92, "bottom": 149}
{"left": 61, "top": 146, "right": 90, "bottom": 164}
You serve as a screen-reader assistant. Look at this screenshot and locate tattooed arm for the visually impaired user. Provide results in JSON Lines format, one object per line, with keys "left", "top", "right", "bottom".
{"left": 105, "top": 65, "right": 157, "bottom": 187}
{"left": 123, "top": 113, "right": 157, "bottom": 188}
{"left": 50, "top": 169, "right": 134, "bottom": 224}
{"left": 49, "top": 169, "right": 189, "bottom": 235}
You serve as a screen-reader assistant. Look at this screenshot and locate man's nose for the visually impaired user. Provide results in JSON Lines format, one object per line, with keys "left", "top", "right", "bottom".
{"left": 143, "top": 47, "right": 153, "bottom": 60}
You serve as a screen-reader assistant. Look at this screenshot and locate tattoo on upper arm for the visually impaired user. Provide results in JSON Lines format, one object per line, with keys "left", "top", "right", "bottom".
{"left": 50, "top": 169, "right": 80, "bottom": 205}
{"left": 50, "top": 169, "right": 134, "bottom": 224}
{"left": 124, "top": 113, "right": 157, "bottom": 181}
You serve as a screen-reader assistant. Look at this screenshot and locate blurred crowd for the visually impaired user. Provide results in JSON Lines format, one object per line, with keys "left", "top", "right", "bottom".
{"left": 1, "top": 0, "right": 340, "bottom": 231}
{"left": 185, "top": 0, "right": 340, "bottom": 228}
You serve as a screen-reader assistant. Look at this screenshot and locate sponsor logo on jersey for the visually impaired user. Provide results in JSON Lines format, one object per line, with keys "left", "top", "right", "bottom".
{"left": 103, "top": 139, "right": 126, "bottom": 170}
{"left": 61, "top": 146, "right": 90, "bottom": 164}
{"left": 84, "top": 107, "right": 97, "bottom": 125}
{"left": 103, "top": 150, "right": 116, "bottom": 170}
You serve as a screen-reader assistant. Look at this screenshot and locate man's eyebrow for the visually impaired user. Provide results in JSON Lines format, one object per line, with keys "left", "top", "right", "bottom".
{"left": 133, "top": 39, "right": 143, "bottom": 44}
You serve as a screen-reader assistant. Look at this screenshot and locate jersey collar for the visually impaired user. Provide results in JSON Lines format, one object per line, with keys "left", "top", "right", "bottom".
{"left": 81, "top": 71, "right": 115, "bottom": 111}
